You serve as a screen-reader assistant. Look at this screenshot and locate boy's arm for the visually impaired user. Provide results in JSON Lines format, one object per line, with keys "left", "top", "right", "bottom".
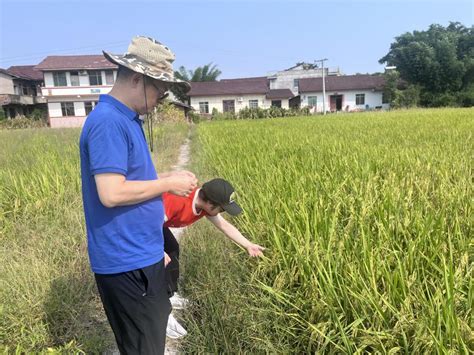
{"left": 206, "top": 215, "right": 265, "bottom": 257}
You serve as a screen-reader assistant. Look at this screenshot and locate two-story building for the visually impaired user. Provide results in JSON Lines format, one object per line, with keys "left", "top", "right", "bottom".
{"left": 268, "top": 62, "right": 342, "bottom": 96}
{"left": 0, "top": 66, "right": 46, "bottom": 118}
{"left": 35, "top": 55, "right": 117, "bottom": 128}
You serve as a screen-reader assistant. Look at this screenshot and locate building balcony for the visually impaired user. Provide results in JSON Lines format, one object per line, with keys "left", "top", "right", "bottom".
{"left": 40, "top": 85, "right": 113, "bottom": 97}
{"left": 0, "top": 94, "right": 46, "bottom": 106}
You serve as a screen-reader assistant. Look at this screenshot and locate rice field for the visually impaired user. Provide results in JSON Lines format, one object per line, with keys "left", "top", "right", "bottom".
{"left": 181, "top": 108, "right": 473, "bottom": 353}
{"left": 0, "top": 108, "right": 472, "bottom": 353}
{"left": 0, "top": 123, "right": 189, "bottom": 353}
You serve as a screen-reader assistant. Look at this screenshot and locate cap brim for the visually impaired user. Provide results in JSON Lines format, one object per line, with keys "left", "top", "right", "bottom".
{"left": 222, "top": 201, "right": 242, "bottom": 216}
{"left": 102, "top": 50, "right": 191, "bottom": 92}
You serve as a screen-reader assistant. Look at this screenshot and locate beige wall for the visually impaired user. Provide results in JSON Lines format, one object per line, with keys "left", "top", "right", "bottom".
{"left": 190, "top": 94, "right": 290, "bottom": 113}
{"left": 0, "top": 73, "right": 15, "bottom": 95}
{"left": 50, "top": 116, "right": 87, "bottom": 128}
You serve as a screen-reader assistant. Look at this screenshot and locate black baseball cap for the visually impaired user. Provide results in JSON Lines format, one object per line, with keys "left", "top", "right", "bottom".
{"left": 201, "top": 178, "right": 242, "bottom": 216}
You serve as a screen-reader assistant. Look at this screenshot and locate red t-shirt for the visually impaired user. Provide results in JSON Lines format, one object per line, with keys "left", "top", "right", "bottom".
{"left": 163, "top": 188, "right": 208, "bottom": 228}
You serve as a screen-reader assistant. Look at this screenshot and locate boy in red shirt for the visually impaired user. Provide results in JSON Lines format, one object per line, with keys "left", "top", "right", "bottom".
{"left": 162, "top": 178, "right": 265, "bottom": 338}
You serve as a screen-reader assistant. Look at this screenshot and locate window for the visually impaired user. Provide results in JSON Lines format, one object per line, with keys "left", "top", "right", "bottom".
{"left": 22, "top": 85, "right": 28, "bottom": 95}
{"left": 308, "top": 96, "right": 317, "bottom": 107}
{"left": 249, "top": 99, "right": 258, "bottom": 108}
{"left": 105, "top": 70, "right": 115, "bottom": 85}
{"left": 53, "top": 72, "right": 67, "bottom": 87}
{"left": 70, "top": 71, "right": 80, "bottom": 86}
{"left": 84, "top": 101, "right": 97, "bottom": 115}
{"left": 61, "top": 102, "right": 75, "bottom": 116}
{"left": 271, "top": 100, "right": 282, "bottom": 108}
{"left": 223, "top": 100, "right": 235, "bottom": 113}
{"left": 382, "top": 92, "right": 389, "bottom": 104}
{"left": 88, "top": 71, "right": 102, "bottom": 86}
{"left": 199, "top": 102, "right": 209, "bottom": 114}
{"left": 356, "top": 94, "right": 365, "bottom": 105}
{"left": 293, "top": 79, "right": 299, "bottom": 88}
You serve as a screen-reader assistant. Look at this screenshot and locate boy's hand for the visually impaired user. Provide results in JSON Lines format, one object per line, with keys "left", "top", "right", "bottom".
{"left": 164, "top": 252, "right": 171, "bottom": 267}
{"left": 246, "top": 243, "right": 265, "bottom": 257}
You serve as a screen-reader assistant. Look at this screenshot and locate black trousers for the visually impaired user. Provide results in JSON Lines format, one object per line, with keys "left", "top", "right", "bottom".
{"left": 95, "top": 260, "right": 171, "bottom": 355}
{"left": 163, "top": 226, "right": 180, "bottom": 296}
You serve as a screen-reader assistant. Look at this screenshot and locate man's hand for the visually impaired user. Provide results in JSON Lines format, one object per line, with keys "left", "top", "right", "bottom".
{"left": 159, "top": 170, "right": 196, "bottom": 180}
{"left": 164, "top": 252, "right": 171, "bottom": 267}
{"left": 166, "top": 174, "right": 198, "bottom": 197}
{"left": 246, "top": 243, "right": 265, "bottom": 257}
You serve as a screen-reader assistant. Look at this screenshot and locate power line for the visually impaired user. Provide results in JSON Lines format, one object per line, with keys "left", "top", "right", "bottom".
{"left": 0, "top": 41, "right": 129, "bottom": 64}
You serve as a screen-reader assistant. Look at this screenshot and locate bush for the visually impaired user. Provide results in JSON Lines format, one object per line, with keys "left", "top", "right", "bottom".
{"left": 456, "top": 87, "right": 474, "bottom": 107}
{"left": 0, "top": 115, "right": 48, "bottom": 130}
{"left": 30, "top": 108, "right": 47, "bottom": 121}
{"left": 204, "top": 106, "right": 313, "bottom": 120}
{"left": 0, "top": 108, "right": 5, "bottom": 121}
{"left": 211, "top": 107, "right": 235, "bottom": 120}
{"left": 188, "top": 111, "right": 202, "bottom": 123}
{"left": 150, "top": 101, "right": 186, "bottom": 122}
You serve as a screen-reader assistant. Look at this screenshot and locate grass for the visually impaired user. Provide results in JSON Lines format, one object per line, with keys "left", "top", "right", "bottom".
{"left": 0, "top": 122, "right": 189, "bottom": 353}
{"left": 179, "top": 108, "right": 473, "bottom": 354}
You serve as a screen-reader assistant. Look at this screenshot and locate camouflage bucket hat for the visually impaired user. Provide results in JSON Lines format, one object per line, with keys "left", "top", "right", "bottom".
{"left": 103, "top": 36, "right": 190, "bottom": 92}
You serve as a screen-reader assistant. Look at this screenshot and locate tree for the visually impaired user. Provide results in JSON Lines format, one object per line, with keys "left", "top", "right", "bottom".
{"left": 379, "top": 22, "right": 474, "bottom": 106}
{"left": 382, "top": 70, "right": 420, "bottom": 109}
{"left": 171, "top": 63, "right": 222, "bottom": 103}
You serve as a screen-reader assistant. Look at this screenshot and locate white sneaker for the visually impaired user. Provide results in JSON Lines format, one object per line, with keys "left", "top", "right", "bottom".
{"left": 166, "top": 313, "right": 187, "bottom": 339}
{"left": 170, "top": 294, "right": 189, "bottom": 310}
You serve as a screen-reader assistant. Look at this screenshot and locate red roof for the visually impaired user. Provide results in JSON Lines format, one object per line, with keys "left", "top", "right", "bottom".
{"left": 35, "top": 55, "right": 117, "bottom": 71}
{"left": 7, "top": 65, "right": 43, "bottom": 81}
{"left": 188, "top": 77, "right": 268, "bottom": 96}
{"left": 299, "top": 74, "right": 385, "bottom": 93}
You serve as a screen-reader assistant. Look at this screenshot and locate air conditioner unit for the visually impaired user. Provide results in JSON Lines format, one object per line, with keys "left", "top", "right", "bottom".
{"left": 237, "top": 97, "right": 243, "bottom": 102}
{"left": 79, "top": 70, "right": 88, "bottom": 75}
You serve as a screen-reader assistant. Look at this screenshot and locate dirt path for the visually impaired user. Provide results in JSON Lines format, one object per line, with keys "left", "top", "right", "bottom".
{"left": 164, "top": 136, "right": 191, "bottom": 355}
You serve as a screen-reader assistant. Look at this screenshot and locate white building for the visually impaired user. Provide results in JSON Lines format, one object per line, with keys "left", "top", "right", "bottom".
{"left": 188, "top": 69, "right": 388, "bottom": 114}
{"left": 268, "top": 62, "right": 342, "bottom": 96}
{"left": 299, "top": 74, "right": 389, "bottom": 112}
{"left": 35, "top": 55, "right": 117, "bottom": 128}
{"left": 188, "top": 77, "right": 294, "bottom": 114}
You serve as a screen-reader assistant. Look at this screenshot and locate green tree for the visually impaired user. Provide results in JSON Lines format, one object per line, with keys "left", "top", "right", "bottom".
{"left": 171, "top": 63, "right": 222, "bottom": 103}
{"left": 379, "top": 22, "right": 474, "bottom": 106}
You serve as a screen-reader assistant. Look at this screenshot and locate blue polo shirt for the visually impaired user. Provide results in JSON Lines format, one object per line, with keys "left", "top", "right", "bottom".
{"left": 79, "top": 94, "right": 164, "bottom": 274}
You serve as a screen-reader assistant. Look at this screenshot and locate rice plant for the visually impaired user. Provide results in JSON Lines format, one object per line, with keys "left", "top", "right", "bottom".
{"left": 182, "top": 108, "right": 473, "bottom": 353}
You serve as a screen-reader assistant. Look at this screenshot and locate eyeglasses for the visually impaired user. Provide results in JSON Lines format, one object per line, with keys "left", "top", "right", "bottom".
{"left": 150, "top": 79, "right": 169, "bottom": 98}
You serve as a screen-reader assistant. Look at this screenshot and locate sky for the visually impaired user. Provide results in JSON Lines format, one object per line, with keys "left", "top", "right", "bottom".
{"left": 0, "top": 0, "right": 472, "bottom": 78}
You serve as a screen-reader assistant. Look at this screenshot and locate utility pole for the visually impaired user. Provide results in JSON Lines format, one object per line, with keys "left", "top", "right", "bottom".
{"left": 315, "top": 58, "right": 328, "bottom": 115}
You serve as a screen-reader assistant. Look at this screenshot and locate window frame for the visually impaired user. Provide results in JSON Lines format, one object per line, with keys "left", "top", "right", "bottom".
{"left": 88, "top": 70, "right": 103, "bottom": 86}
{"left": 199, "top": 101, "right": 209, "bottom": 114}
{"left": 307, "top": 96, "right": 317, "bottom": 107}
{"left": 356, "top": 93, "right": 365, "bottom": 105}
{"left": 105, "top": 70, "right": 115, "bottom": 85}
{"left": 249, "top": 99, "right": 259, "bottom": 109}
{"left": 53, "top": 72, "right": 67, "bottom": 87}
{"left": 70, "top": 71, "right": 80, "bottom": 86}
{"left": 60, "top": 102, "right": 75, "bottom": 116}
{"left": 84, "top": 101, "right": 96, "bottom": 115}
{"left": 271, "top": 100, "right": 282, "bottom": 108}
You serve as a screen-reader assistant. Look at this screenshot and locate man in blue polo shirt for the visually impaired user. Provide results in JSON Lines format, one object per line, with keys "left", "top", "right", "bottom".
{"left": 80, "top": 36, "right": 197, "bottom": 355}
